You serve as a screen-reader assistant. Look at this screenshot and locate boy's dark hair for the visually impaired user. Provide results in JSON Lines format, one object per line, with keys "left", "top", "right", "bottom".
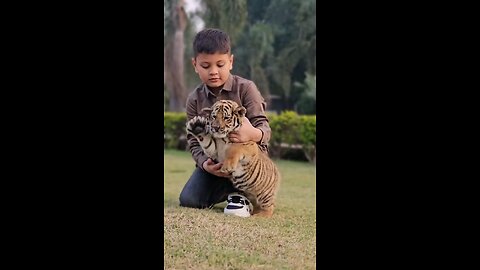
{"left": 193, "top": 28, "right": 231, "bottom": 58}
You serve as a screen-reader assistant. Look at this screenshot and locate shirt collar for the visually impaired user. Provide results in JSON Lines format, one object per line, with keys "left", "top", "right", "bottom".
{"left": 203, "top": 74, "right": 233, "bottom": 98}
{"left": 223, "top": 74, "right": 233, "bottom": 91}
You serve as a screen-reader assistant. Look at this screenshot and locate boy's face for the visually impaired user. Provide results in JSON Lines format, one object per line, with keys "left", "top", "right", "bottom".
{"left": 192, "top": 52, "right": 233, "bottom": 89}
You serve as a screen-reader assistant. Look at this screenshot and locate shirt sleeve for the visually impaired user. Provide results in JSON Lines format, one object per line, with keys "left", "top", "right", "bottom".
{"left": 186, "top": 95, "right": 210, "bottom": 171}
{"left": 242, "top": 81, "right": 272, "bottom": 148}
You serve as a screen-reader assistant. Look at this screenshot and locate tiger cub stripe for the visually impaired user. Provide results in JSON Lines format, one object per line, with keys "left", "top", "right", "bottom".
{"left": 186, "top": 99, "right": 281, "bottom": 217}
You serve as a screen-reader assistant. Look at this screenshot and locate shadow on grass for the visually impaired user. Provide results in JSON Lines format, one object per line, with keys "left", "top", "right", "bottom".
{"left": 164, "top": 197, "right": 180, "bottom": 208}
{"left": 210, "top": 205, "right": 225, "bottom": 213}
{"left": 163, "top": 197, "right": 226, "bottom": 214}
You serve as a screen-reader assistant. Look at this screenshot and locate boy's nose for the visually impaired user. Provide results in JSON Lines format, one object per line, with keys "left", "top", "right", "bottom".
{"left": 209, "top": 68, "right": 218, "bottom": 75}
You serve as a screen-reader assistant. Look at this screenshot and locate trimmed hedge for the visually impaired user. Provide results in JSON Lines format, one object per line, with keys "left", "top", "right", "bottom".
{"left": 164, "top": 111, "right": 316, "bottom": 162}
{"left": 164, "top": 112, "right": 187, "bottom": 149}
{"left": 269, "top": 111, "right": 316, "bottom": 162}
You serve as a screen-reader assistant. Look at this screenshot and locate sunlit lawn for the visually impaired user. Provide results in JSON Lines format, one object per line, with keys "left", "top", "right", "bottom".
{"left": 164, "top": 149, "right": 316, "bottom": 270}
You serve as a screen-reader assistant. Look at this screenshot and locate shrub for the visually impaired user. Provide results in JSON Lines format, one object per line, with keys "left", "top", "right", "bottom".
{"left": 164, "top": 112, "right": 187, "bottom": 149}
{"left": 268, "top": 111, "right": 316, "bottom": 162}
{"left": 269, "top": 111, "right": 302, "bottom": 159}
{"left": 163, "top": 111, "right": 316, "bottom": 163}
{"left": 299, "top": 115, "right": 316, "bottom": 162}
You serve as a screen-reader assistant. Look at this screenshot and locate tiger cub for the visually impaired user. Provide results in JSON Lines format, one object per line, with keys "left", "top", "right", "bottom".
{"left": 186, "top": 100, "right": 281, "bottom": 217}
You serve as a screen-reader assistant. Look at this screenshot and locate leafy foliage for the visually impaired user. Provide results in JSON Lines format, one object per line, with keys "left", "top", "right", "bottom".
{"left": 294, "top": 72, "right": 316, "bottom": 114}
{"left": 299, "top": 115, "right": 316, "bottom": 162}
{"left": 199, "top": 0, "right": 316, "bottom": 113}
{"left": 234, "top": 22, "right": 275, "bottom": 101}
{"left": 202, "top": 0, "right": 248, "bottom": 44}
{"left": 164, "top": 112, "right": 188, "bottom": 149}
{"left": 164, "top": 111, "right": 316, "bottom": 162}
{"left": 269, "top": 111, "right": 316, "bottom": 162}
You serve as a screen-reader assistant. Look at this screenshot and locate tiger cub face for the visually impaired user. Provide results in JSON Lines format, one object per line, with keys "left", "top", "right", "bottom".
{"left": 202, "top": 100, "right": 246, "bottom": 139}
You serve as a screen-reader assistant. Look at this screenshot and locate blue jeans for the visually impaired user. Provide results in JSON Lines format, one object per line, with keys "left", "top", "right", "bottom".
{"left": 179, "top": 167, "right": 239, "bottom": 209}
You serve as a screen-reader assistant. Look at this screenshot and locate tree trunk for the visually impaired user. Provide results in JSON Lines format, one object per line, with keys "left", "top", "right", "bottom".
{"left": 164, "top": 0, "right": 188, "bottom": 112}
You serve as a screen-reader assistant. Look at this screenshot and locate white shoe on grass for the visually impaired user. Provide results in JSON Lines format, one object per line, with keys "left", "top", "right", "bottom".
{"left": 224, "top": 193, "right": 252, "bottom": 218}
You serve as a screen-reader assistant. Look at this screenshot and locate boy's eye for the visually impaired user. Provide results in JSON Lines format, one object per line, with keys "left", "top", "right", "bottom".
{"left": 200, "top": 63, "right": 224, "bottom": 68}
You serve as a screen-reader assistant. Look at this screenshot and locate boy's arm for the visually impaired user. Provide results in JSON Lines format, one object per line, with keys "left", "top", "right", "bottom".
{"left": 242, "top": 82, "right": 272, "bottom": 147}
{"left": 186, "top": 98, "right": 209, "bottom": 171}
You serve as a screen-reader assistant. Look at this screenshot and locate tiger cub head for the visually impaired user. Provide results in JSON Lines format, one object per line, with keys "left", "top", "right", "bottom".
{"left": 202, "top": 100, "right": 246, "bottom": 139}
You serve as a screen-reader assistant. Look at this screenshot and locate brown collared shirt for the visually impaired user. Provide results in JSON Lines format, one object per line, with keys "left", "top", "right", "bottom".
{"left": 186, "top": 74, "right": 271, "bottom": 170}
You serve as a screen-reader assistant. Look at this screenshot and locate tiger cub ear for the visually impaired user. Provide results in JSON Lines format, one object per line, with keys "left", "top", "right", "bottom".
{"left": 235, "top": 106, "right": 247, "bottom": 118}
{"left": 201, "top": 107, "right": 213, "bottom": 116}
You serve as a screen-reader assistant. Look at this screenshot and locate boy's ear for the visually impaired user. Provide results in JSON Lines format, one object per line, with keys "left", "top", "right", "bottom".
{"left": 235, "top": 106, "right": 246, "bottom": 118}
{"left": 229, "top": 54, "right": 234, "bottom": 71}
{"left": 201, "top": 107, "right": 212, "bottom": 116}
{"left": 192, "top": 58, "right": 198, "bottom": 73}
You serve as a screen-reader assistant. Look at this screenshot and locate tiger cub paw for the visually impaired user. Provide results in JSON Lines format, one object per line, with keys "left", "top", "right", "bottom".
{"left": 186, "top": 116, "right": 209, "bottom": 137}
{"left": 219, "top": 159, "right": 237, "bottom": 174}
{"left": 252, "top": 207, "right": 274, "bottom": 217}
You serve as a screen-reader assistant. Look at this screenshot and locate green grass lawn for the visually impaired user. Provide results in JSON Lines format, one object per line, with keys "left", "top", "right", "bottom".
{"left": 164, "top": 149, "right": 316, "bottom": 270}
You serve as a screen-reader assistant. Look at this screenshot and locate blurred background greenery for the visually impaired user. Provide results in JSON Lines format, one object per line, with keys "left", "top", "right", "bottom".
{"left": 164, "top": 0, "right": 316, "bottom": 115}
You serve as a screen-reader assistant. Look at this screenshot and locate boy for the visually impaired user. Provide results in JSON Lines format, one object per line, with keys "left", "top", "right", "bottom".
{"left": 179, "top": 28, "right": 272, "bottom": 217}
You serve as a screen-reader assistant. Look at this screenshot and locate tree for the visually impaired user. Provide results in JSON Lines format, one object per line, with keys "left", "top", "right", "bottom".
{"left": 264, "top": 0, "right": 316, "bottom": 111}
{"left": 183, "top": 0, "right": 316, "bottom": 114}
{"left": 294, "top": 72, "right": 316, "bottom": 114}
{"left": 164, "top": 0, "right": 189, "bottom": 112}
{"left": 217, "top": 0, "right": 316, "bottom": 113}
{"left": 234, "top": 22, "right": 275, "bottom": 104}
{"left": 202, "top": 0, "right": 248, "bottom": 45}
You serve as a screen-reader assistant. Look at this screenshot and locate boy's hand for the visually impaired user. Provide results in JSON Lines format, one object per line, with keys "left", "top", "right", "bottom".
{"left": 228, "top": 117, "right": 262, "bottom": 143}
{"left": 202, "top": 158, "right": 230, "bottom": 177}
